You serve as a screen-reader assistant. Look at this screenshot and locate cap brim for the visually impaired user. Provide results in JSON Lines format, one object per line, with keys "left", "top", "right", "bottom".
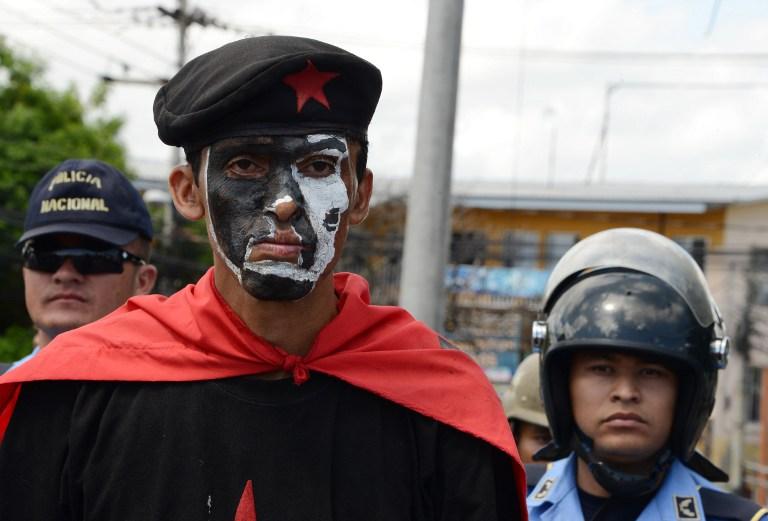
{"left": 510, "top": 409, "right": 550, "bottom": 428}
{"left": 17, "top": 223, "right": 140, "bottom": 247}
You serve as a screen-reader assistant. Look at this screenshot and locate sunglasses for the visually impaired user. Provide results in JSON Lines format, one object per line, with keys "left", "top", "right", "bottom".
{"left": 22, "top": 244, "right": 146, "bottom": 275}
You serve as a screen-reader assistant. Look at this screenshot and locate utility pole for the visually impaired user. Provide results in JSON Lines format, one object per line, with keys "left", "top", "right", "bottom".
{"left": 176, "top": 0, "right": 189, "bottom": 70}
{"left": 399, "top": 0, "right": 464, "bottom": 330}
{"left": 156, "top": 0, "right": 260, "bottom": 163}
{"left": 158, "top": 0, "right": 192, "bottom": 166}
{"left": 102, "top": 0, "right": 200, "bottom": 254}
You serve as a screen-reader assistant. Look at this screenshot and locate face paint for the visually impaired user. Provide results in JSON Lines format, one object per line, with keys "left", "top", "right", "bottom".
{"left": 204, "top": 134, "right": 350, "bottom": 300}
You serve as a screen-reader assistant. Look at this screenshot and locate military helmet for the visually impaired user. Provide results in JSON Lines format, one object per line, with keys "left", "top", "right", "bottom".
{"left": 503, "top": 353, "right": 548, "bottom": 428}
{"left": 533, "top": 228, "right": 728, "bottom": 467}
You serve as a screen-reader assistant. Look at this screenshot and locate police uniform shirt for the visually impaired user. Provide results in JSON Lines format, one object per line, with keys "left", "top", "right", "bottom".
{"left": 527, "top": 453, "right": 768, "bottom": 521}
{"left": 577, "top": 488, "right": 654, "bottom": 521}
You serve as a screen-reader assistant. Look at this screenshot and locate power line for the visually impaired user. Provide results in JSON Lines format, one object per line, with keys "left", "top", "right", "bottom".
{"left": 220, "top": 22, "right": 768, "bottom": 66}
{"left": 36, "top": 0, "right": 178, "bottom": 68}
{"left": 466, "top": 47, "right": 768, "bottom": 65}
{"left": 86, "top": 0, "right": 163, "bottom": 15}
{"left": 585, "top": 81, "right": 768, "bottom": 184}
{"left": 0, "top": 0, "right": 166, "bottom": 79}
{"left": 603, "top": 80, "right": 768, "bottom": 91}
{"left": 156, "top": 3, "right": 265, "bottom": 36}
{"left": 100, "top": 75, "right": 167, "bottom": 85}
{"left": 1, "top": 34, "right": 104, "bottom": 77}
{"left": 0, "top": 19, "right": 133, "bottom": 26}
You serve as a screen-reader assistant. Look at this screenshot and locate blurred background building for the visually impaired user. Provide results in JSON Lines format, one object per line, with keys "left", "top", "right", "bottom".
{"left": 3, "top": 0, "right": 768, "bottom": 502}
{"left": 337, "top": 178, "right": 768, "bottom": 498}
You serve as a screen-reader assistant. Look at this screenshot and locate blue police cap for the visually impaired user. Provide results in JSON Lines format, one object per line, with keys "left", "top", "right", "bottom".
{"left": 18, "top": 159, "right": 153, "bottom": 246}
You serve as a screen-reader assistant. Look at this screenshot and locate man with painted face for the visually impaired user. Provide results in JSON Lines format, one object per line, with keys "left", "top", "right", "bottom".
{"left": 0, "top": 36, "right": 527, "bottom": 520}
{"left": 6, "top": 159, "right": 158, "bottom": 373}
{"left": 526, "top": 228, "right": 767, "bottom": 521}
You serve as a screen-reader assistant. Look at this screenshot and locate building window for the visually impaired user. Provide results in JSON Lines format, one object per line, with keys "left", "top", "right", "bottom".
{"left": 545, "top": 232, "right": 578, "bottom": 267}
{"left": 450, "top": 231, "right": 487, "bottom": 265}
{"left": 501, "top": 231, "right": 539, "bottom": 268}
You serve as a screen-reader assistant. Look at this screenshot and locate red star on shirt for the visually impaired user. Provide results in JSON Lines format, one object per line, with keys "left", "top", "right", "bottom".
{"left": 282, "top": 60, "right": 340, "bottom": 112}
{"left": 234, "top": 480, "right": 256, "bottom": 521}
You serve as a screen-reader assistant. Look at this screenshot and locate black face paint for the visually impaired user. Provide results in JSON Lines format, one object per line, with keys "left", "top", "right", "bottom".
{"left": 205, "top": 135, "right": 349, "bottom": 301}
{"left": 323, "top": 208, "right": 341, "bottom": 232}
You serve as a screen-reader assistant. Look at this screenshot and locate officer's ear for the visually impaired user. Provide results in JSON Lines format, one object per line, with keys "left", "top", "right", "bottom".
{"left": 169, "top": 164, "right": 205, "bottom": 221}
{"left": 133, "top": 263, "right": 158, "bottom": 295}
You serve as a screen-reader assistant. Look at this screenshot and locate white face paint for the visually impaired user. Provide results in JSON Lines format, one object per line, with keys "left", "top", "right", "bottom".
{"left": 201, "top": 134, "right": 349, "bottom": 298}
{"left": 241, "top": 134, "right": 349, "bottom": 284}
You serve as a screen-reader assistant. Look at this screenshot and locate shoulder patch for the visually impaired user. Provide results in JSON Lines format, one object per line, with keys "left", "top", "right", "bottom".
{"left": 699, "top": 488, "right": 768, "bottom": 521}
{"left": 674, "top": 495, "right": 700, "bottom": 520}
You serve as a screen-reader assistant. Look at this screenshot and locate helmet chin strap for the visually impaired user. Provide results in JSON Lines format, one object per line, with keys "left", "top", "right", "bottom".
{"left": 574, "top": 428, "right": 674, "bottom": 498}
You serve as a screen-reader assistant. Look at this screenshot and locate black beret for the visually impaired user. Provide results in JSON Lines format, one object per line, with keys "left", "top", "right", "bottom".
{"left": 154, "top": 35, "right": 382, "bottom": 149}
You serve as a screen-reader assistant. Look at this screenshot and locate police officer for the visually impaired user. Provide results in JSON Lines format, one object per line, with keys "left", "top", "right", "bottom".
{"left": 9, "top": 159, "right": 157, "bottom": 372}
{"left": 526, "top": 228, "right": 767, "bottom": 521}
{"left": 503, "top": 352, "right": 551, "bottom": 464}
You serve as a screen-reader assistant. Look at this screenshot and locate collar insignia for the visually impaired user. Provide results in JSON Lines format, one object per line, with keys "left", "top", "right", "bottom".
{"left": 534, "top": 478, "right": 555, "bottom": 499}
{"left": 674, "top": 495, "right": 700, "bottom": 520}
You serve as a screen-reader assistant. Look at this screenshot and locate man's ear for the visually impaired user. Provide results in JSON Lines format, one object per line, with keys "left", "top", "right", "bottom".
{"left": 169, "top": 164, "right": 205, "bottom": 221}
{"left": 349, "top": 168, "right": 373, "bottom": 225}
{"left": 134, "top": 264, "right": 159, "bottom": 295}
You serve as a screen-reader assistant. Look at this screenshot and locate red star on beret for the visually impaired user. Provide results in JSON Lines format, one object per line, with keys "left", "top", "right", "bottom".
{"left": 282, "top": 59, "right": 341, "bottom": 112}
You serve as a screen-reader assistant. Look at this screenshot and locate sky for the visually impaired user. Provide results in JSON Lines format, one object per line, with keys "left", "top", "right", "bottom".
{"left": 2, "top": 0, "right": 768, "bottom": 187}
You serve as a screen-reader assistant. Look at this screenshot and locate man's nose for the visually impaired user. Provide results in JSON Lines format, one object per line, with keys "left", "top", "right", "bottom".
{"left": 271, "top": 195, "right": 300, "bottom": 222}
{"left": 266, "top": 169, "right": 304, "bottom": 223}
{"left": 52, "top": 258, "right": 84, "bottom": 282}
{"left": 610, "top": 375, "right": 640, "bottom": 403}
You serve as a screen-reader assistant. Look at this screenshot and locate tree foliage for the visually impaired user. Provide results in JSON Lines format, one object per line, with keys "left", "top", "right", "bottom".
{"left": 0, "top": 39, "right": 127, "bottom": 214}
{"left": 0, "top": 325, "right": 34, "bottom": 363}
{"left": 0, "top": 38, "right": 129, "bottom": 358}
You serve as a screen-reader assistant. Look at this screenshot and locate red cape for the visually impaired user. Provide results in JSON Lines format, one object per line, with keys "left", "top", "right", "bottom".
{"left": 0, "top": 269, "right": 527, "bottom": 517}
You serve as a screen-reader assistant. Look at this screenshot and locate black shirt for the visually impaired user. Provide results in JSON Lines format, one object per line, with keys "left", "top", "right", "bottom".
{"left": 0, "top": 373, "right": 519, "bottom": 520}
{"left": 578, "top": 488, "right": 653, "bottom": 521}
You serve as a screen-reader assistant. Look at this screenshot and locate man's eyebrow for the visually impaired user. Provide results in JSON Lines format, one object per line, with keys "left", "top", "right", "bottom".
{"left": 210, "top": 142, "right": 281, "bottom": 158}
{"left": 582, "top": 351, "right": 617, "bottom": 361}
{"left": 210, "top": 137, "right": 347, "bottom": 158}
{"left": 637, "top": 357, "right": 671, "bottom": 368}
{"left": 300, "top": 138, "right": 346, "bottom": 153}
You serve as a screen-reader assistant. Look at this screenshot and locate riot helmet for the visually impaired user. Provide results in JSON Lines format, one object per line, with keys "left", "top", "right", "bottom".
{"left": 532, "top": 228, "right": 728, "bottom": 495}
{"left": 503, "top": 353, "right": 548, "bottom": 428}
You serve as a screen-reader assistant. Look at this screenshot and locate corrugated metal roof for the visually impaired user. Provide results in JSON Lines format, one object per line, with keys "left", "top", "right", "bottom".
{"left": 372, "top": 178, "right": 768, "bottom": 214}
{"left": 135, "top": 173, "right": 768, "bottom": 215}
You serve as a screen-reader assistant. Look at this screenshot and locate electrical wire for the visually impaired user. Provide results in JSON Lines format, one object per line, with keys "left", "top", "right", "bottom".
{"left": 0, "top": 0, "right": 167, "bottom": 79}
{"left": 470, "top": 47, "right": 768, "bottom": 64}
{"left": 36, "top": 0, "right": 177, "bottom": 67}
{"left": 1, "top": 34, "right": 104, "bottom": 77}
{"left": 585, "top": 80, "right": 768, "bottom": 184}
